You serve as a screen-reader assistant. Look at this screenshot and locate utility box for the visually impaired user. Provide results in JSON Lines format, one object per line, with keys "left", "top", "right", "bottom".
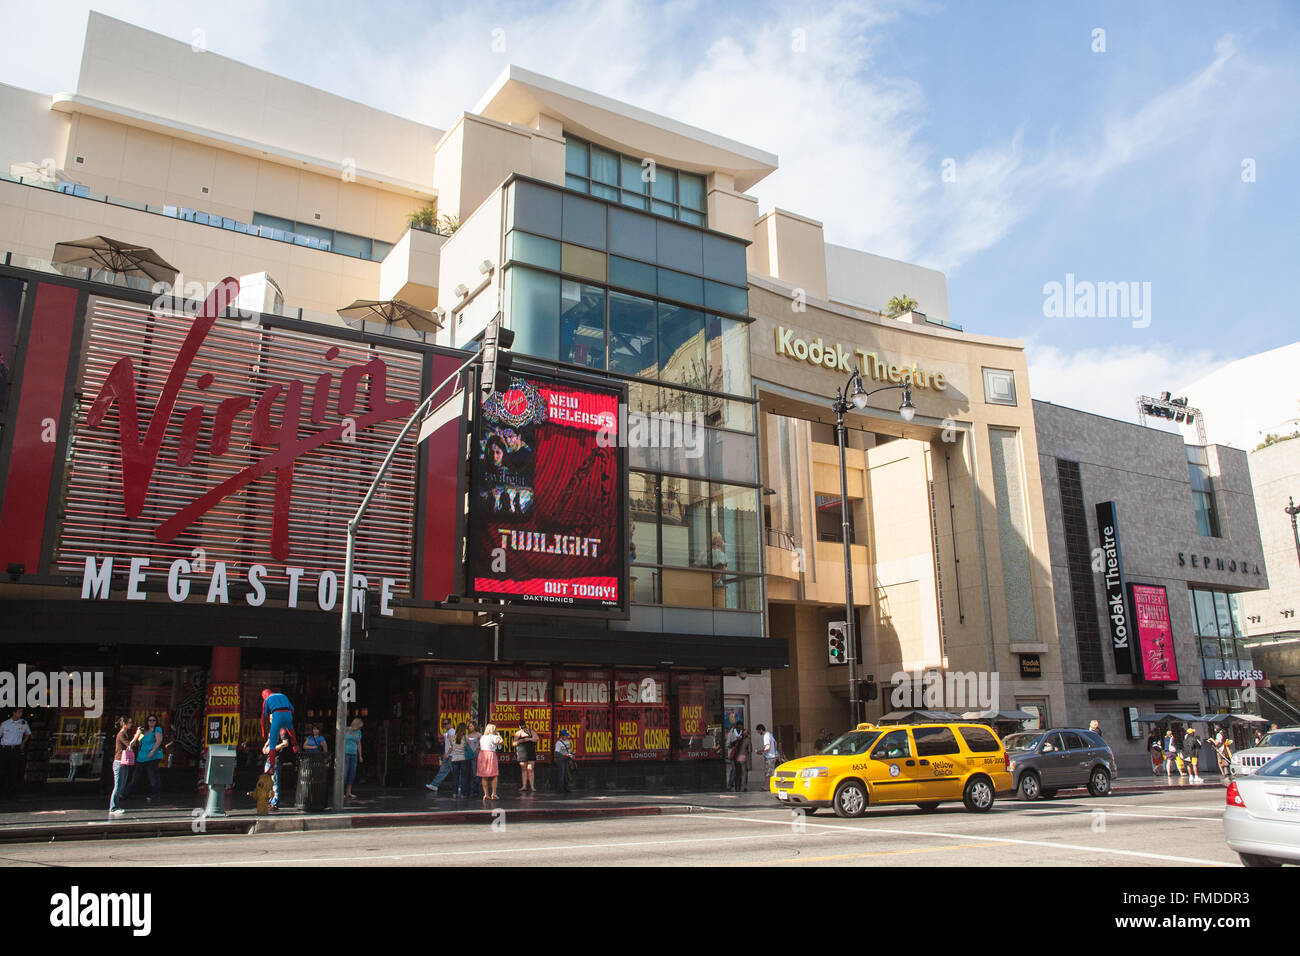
{"left": 205, "top": 744, "right": 237, "bottom": 787}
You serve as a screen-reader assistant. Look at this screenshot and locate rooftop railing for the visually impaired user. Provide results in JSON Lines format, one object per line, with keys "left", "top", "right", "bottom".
{"left": 0, "top": 172, "right": 395, "bottom": 262}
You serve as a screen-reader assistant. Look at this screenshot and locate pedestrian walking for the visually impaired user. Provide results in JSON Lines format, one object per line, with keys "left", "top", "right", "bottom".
{"left": 450, "top": 722, "right": 470, "bottom": 797}
{"left": 1183, "top": 727, "right": 1204, "bottom": 783}
{"left": 109, "top": 716, "right": 135, "bottom": 817}
{"left": 0, "top": 708, "right": 31, "bottom": 800}
{"left": 343, "top": 718, "right": 363, "bottom": 800}
{"left": 1148, "top": 731, "right": 1163, "bottom": 775}
{"left": 727, "top": 723, "right": 751, "bottom": 792}
{"left": 1163, "top": 728, "right": 1186, "bottom": 780}
{"left": 554, "top": 728, "right": 576, "bottom": 793}
{"left": 125, "top": 714, "right": 164, "bottom": 803}
{"left": 757, "top": 723, "right": 779, "bottom": 783}
{"left": 514, "top": 721, "right": 539, "bottom": 793}
{"left": 424, "top": 717, "right": 456, "bottom": 794}
{"left": 477, "top": 723, "right": 503, "bottom": 800}
{"left": 1212, "top": 730, "right": 1232, "bottom": 781}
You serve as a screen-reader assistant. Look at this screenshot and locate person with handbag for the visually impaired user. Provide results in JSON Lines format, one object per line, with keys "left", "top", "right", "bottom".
{"left": 109, "top": 716, "right": 135, "bottom": 817}
{"left": 727, "top": 723, "right": 751, "bottom": 792}
{"left": 125, "top": 714, "right": 165, "bottom": 803}
{"left": 466, "top": 722, "right": 482, "bottom": 797}
{"left": 450, "top": 723, "right": 470, "bottom": 798}
{"left": 1183, "top": 728, "right": 1205, "bottom": 784}
{"left": 514, "top": 721, "right": 539, "bottom": 793}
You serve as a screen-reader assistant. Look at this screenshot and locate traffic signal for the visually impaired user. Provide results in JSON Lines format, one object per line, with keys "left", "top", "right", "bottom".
{"left": 478, "top": 313, "right": 515, "bottom": 399}
{"left": 828, "top": 621, "right": 848, "bottom": 665}
{"left": 863, "top": 674, "right": 878, "bottom": 702}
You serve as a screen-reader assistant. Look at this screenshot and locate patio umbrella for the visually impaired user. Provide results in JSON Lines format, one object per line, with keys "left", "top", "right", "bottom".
{"left": 336, "top": 298, "right": 442, "bottom": 333}
{"left": 1207, "top": 713, "right": 1268, "bottom": 724}
{"left": 52, "top": 235, "right": 179, "bottom": 284}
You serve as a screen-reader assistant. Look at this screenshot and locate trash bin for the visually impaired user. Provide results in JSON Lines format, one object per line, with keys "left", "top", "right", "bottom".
{"left": 296, "top": 751, "right": 330, "bottom": 812}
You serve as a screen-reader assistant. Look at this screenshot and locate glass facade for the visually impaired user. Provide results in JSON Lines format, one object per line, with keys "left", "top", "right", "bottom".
{"left": 564, "top": 136, "right": 708, "bottom": 226}
{"left": 1188, "top": 587, "right": 1254, "bottom": 711}
{"left": 1186, "top": 446, "right": 1221, "bottom": 537}
{"left": 502, "top": 178, "right": 758, "bottom": 612}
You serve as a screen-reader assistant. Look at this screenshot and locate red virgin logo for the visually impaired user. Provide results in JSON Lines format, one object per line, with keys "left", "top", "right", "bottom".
{"left": 85, "top": 279, "right": 415, "bottom": 561}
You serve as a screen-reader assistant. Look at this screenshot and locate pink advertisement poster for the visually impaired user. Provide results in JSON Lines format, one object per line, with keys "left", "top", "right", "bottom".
{"left": 1130, "top": 584, "right": 1179, "bottom": 682}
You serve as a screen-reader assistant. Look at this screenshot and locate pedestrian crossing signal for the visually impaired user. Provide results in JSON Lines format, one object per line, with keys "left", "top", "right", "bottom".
{"left": 828, "top": 621, "right": 848, "bottom": 665}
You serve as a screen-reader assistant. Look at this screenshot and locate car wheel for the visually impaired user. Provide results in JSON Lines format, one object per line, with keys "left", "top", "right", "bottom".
{"left": 1238, "top": 853, "right": 1281, "bottom": 868}
{"left": 1039, "top": 788, "right": 1058, "bottom": 799}
{"left": 1018, "top": 771, "right": 1042, "bottom": 800}
{"left": 832, "top": 780, "right": 868, "bottom": 818}
{"left": 1088, "top": 767, "right": 1112, "bottom": 797}
{"left": 915, "top": 802, "right": 941, "bottom": 812}
{"left": 962, "top": 775, "right": 995, "bottom": 812}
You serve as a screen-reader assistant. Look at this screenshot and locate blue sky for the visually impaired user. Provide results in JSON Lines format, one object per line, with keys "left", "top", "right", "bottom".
{"left": 2, "top": 0, "right": 1297, "bottom": 421}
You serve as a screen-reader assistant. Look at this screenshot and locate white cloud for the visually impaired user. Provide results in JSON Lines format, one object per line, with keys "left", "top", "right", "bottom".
{"left": 1025, "top": 342, "right": 1228, "bottom": 425}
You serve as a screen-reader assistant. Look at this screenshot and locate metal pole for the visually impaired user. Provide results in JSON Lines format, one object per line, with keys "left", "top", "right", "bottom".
{"left": 1286, "top": 496, "right": 1300, "bottom": 570}
{"left": 332, "top": 350, "right": 481, "bottom": 811}
{"left": 835, "top": 391, "right": 859, "bottom": 729}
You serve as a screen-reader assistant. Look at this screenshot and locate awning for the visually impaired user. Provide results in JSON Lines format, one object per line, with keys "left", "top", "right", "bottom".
{"left": 1135, "top": 712, "right": 1207, "bottom": 724}
{"left": 877, "top": 709, "right": 962, "bottom": 725}
{"left": 960, "top": 709, "right": 1035, "bottom": 722}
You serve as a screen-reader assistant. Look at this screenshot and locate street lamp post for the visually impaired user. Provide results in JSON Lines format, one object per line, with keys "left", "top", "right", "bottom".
{"left": 1286, "top": 496, "right": 1300, "bottom": 569}
{"left": 331, "top": 346, "right": 484, "bottom": 812}
{"left": 831, "top": 368, "right": 914, "bottom": 728}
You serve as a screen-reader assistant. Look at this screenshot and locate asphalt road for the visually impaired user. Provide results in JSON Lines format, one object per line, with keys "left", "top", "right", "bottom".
{"left": 0, "top": 787, "right": 1245, "bottom": 867}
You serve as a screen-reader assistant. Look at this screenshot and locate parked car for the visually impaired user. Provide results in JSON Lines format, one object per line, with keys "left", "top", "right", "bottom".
{"left": 1231, "top": 727, "right": 1300, "bottom": 776}
{"left": 1002, "top": 728, "right": 1118, "bottom": 799}
{"left": 1223, "top": 748, "right": 1300, "bottom": 866}
{"left": 770, "top": 722, "right": 1012, "bottom": 817}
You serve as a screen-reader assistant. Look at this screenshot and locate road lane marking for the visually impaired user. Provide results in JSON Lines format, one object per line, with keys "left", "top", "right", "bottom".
{"left": 731, "top": 841, "right": 1014, "bottom": 866}
{"left": 169, "top": 829, "right": 837, "bottom": 866}
{"left": 686, "top": 811, "right": 1235, "bottom": 866}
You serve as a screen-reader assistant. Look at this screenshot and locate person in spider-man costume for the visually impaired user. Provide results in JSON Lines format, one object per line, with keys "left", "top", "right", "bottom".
{"left": 261, "top": 689, "right": 298, "bottom": 772}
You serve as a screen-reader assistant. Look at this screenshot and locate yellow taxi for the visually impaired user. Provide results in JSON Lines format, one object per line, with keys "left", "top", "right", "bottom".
{"left": 770, "top": 722, "right": 1012, "bottom": 817}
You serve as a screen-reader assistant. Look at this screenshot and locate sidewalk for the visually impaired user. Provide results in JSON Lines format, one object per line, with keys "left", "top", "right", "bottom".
{"left": 0, "top": 774, "right": 1224, "bottom": 845}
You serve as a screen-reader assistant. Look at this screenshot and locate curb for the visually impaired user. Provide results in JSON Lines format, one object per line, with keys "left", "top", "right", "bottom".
{"left": 0, "top": 802, "right": 703, "bottom": 844}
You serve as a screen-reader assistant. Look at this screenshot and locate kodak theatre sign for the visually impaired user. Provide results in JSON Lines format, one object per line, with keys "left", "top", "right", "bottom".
{"left": 774, "top": 327, "right": 948, "bottom": 390}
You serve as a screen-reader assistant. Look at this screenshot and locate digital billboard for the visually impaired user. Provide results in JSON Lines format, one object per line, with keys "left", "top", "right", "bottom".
{"left": 467, "top": 373, "right": 625, "bottom": 612}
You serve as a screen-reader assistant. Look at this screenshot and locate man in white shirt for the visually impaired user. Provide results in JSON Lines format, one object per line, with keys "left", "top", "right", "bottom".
{"left": 756, "top": 723, "right": 779, "bottom": 782}
{"left": 0, "top": 708, "right": 32, "bottom": 800}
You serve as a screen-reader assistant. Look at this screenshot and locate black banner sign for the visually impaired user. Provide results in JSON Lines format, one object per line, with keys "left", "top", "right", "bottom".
{"left": 1096, "top": 501, "right": 1133, "bottom": 675}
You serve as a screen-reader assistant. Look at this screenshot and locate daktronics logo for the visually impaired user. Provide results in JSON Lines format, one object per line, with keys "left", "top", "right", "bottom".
{"left": 58, "top": 282, "right": 423, "bottom": 589}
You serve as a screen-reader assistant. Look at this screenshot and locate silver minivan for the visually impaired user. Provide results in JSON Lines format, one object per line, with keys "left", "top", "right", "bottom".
{"left": 1002, "top": 728, "right": 1118, "bottom": 799}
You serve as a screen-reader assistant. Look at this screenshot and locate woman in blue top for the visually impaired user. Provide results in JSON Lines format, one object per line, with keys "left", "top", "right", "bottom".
{"left": 303, "top": 724, "right": 329, "bottom": 754}
{"left": 344, "top": 718, "right": 363, "bottom": 800}
{"left": 126, "top": 715, "right": 165, "bottom": 803}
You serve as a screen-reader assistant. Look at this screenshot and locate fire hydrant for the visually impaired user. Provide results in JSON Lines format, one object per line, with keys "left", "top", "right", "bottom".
{"left": 249, "top": 774, "right": 274, "bottom": 815}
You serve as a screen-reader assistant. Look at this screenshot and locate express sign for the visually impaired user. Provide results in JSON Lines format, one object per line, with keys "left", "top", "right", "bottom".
{"left": 60, "top": 282, "right": 423, "bottom": 603}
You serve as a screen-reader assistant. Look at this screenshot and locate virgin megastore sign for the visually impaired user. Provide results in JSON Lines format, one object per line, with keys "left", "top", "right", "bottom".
{"left": 62, "top": 281, "right": 422, "bottom": 614}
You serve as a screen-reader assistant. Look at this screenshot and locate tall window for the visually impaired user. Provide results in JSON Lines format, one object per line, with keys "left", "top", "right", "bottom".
{"left": 564, "top": 136, "right": 708, "bottom": 226}
{"left": 1186, "top": 446, "right": 1221, "bottom": 537}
